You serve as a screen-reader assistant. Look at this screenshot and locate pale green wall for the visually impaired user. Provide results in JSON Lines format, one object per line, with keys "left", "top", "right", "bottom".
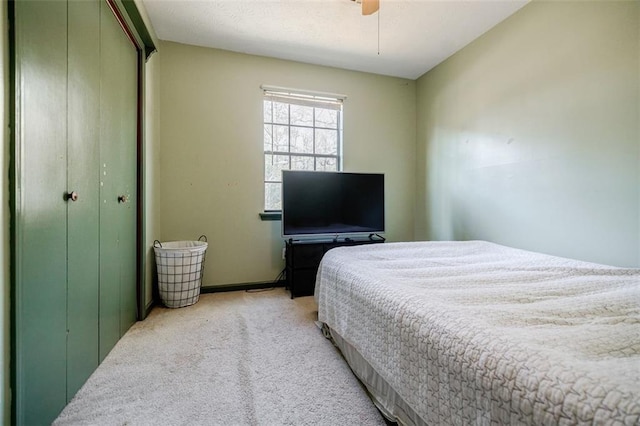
{"left": 416, "top": 0, "right": 639, "bottom": 267}
{"left": 159, "top": 41, "right": 416, "bottom": 287}
{"left": 1, "top": 0, "right": 8, "bottom": 422}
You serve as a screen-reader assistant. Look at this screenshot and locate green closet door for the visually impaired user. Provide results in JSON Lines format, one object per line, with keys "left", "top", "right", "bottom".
{"left": 111, "top": 0, "right": 139, "bottom": 336}
{"left": 67, "top": 0, "right": 101, "bottom": 400}
{"left": 14, "top": 1, "right": 68, "bottom": 424}
{"left": 99, "top": 0, "right": 139, "bottom": 361}
{"left": 14, "top": 0, "right": 140, "bottom": 422}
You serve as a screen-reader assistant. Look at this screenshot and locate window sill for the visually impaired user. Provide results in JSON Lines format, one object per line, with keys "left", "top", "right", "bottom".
{"left": 259, "top": 211, "right": 281, "bottom": 221}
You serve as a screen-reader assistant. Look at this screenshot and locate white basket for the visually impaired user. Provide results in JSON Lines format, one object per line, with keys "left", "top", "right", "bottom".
{"left": 154, "top": 237, "right": 208, "bottom": 308}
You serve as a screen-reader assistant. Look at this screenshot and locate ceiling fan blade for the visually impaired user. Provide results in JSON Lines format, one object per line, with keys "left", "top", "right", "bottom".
{"left": 362, "top": 0, "right": 379, "bottom": 15}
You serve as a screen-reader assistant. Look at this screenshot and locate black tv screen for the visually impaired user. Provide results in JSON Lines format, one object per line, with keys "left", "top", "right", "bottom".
{"left": 282, "top": 170, "right": 385, "bottom": 238}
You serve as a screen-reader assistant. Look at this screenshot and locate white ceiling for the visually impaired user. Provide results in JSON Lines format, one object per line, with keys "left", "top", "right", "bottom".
{"left": 141, "top": 0, "right": 529, "bottom": 80}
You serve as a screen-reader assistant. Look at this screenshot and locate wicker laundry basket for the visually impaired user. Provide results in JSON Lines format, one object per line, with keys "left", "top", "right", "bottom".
{"left": 153, "top": 236, "right": 208, "bottom": 308}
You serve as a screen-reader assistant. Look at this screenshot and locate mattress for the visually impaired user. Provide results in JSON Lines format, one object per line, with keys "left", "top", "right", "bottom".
{"left": 314, "top": 241, "right": 640, "bottom": 425}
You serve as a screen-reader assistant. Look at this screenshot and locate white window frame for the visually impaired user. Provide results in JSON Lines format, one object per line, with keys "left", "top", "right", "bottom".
{"left": 262, "top": 86, "right": 345, "bottom": 212}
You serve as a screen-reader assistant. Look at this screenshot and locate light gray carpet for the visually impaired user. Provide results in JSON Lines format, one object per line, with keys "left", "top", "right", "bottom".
{"left": 54, "top": 288, "right": 387, "bottom": 425}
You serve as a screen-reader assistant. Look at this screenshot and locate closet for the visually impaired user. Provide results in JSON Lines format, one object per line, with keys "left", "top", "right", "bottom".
{"left": 12, "top": 0, "right": 147, "bottom": 424}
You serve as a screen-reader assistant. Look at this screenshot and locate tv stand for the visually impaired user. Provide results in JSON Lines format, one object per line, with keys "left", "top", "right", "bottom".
{"left": 285, "top": 237, "right": 384, "bottom": 298}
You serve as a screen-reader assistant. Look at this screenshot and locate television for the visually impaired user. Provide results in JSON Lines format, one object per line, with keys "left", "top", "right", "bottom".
{"left": 282, "top": 170, "right": 385, "bottom": 239}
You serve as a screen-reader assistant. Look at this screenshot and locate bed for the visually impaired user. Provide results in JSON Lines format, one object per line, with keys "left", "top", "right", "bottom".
{"left": 314, "top": 240, "right": 640, "bottom": 425}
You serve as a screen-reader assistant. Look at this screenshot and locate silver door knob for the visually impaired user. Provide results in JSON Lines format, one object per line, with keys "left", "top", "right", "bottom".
{"left": 118, "top": 195, "right": 128, "bottom": 203}
{"left": 66, "top": 191, "right": 79, "bottom": 202}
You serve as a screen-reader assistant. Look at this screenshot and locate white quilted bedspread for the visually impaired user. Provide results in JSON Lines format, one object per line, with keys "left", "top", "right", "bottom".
{"left": 314, "top": 241, "right": 640, "bottom": 425}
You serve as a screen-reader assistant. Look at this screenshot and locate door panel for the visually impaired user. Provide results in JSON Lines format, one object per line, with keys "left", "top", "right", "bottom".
{"left": 13, "top": 0, "right": 141, "bottom": 422}
{"left": 99, "top": 1, "right": 139, "bottom": 360}
{"left": 67, "top": 0, "right": 101, "bottom": 400}
{"left": 117, "top": 27, "right": 139, "bottom": 336}
{"left": 14, "top": 1, "right": 68, "bottom": 424}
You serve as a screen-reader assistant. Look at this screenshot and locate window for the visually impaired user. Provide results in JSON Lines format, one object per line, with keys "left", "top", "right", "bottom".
{"left": 263, "top": 87, "right": 344, "bottom": 211}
